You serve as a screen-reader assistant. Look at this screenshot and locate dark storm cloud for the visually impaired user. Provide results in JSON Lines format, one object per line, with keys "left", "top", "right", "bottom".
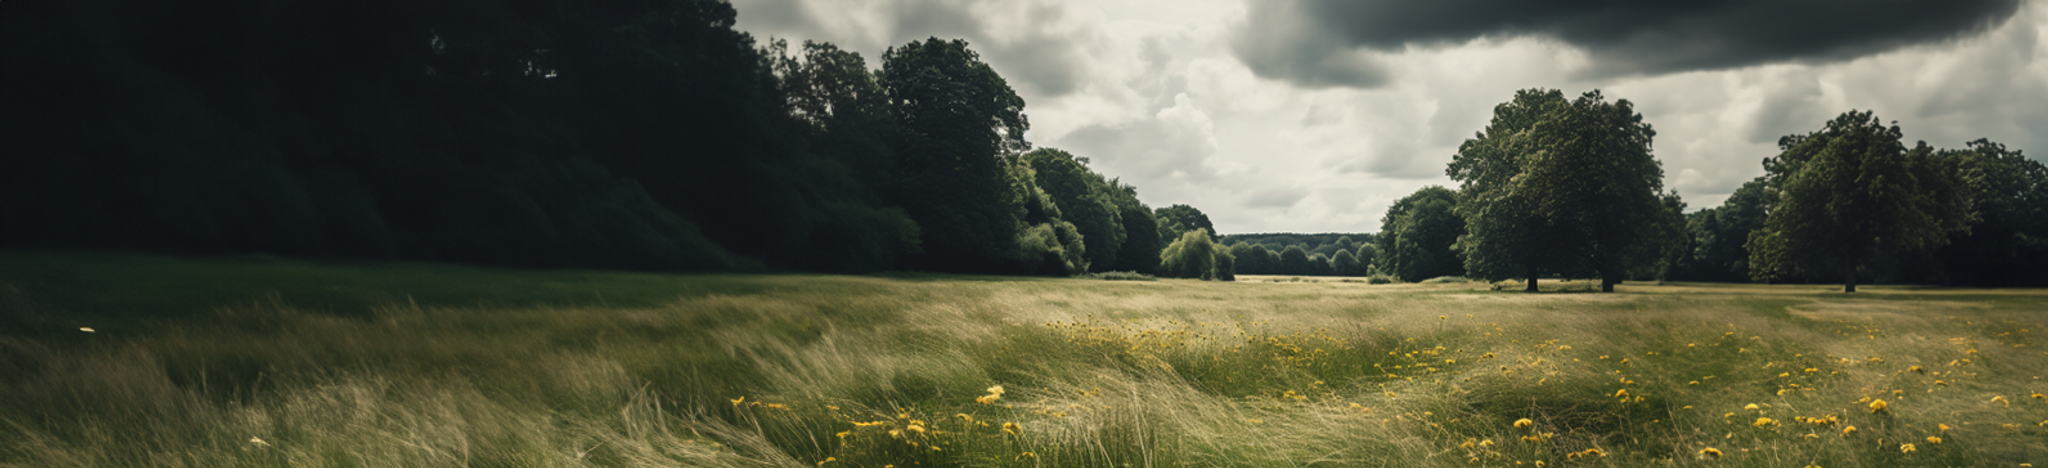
{"left": 1231, "top": 1, "right": 1392, "bottom": 88}
{"left": 1235, "top": 0, "right": 2022, "bottom": 86}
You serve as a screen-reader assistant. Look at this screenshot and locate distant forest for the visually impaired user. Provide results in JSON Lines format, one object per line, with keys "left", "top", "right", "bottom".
{"left": 0, "top": 1, "right": 1233, "bottom": 278}
{"left": 1217, "top": 233, "right": 1375, "bottom": 276}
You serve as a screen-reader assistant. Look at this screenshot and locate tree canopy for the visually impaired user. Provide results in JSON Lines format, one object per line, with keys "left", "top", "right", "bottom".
{"left": 1746, "top": 111, "right": 1971, "bottom": 291}
{"left": 1446, "top": 89, "right": 1676, "bottom": 291}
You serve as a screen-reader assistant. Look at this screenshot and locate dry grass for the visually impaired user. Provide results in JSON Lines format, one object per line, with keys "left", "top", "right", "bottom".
{"left": 4, "top": 256, "right": 2048, "bottom": 467}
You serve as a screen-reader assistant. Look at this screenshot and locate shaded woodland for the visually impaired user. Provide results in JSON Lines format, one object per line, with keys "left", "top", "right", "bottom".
{"left": 0, "top": 0, "right": 1205, "bottom": 276}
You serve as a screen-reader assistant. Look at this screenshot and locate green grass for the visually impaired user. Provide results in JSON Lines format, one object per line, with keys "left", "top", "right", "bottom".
{"left": 5, "top": 252, "right": 2048, "bottom": 467}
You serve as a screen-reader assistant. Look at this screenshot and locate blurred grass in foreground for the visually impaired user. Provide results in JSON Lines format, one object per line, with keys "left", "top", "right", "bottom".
{"left": 4, "top": 253, "right": 2048, "bottom": 467}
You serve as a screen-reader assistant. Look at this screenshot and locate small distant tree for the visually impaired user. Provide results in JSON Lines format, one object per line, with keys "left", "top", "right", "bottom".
{"left": 1378, "top": 186, "right": 1466, "bottom": 282}
{"left": 1332, "top": 235, "right": 1357, "bottom": 253}
{"left": 1214, "top": 247, "right": 1236, "bottom": 281}
{"left": 1160, "top": 228, "right": 1221, "bottom": 280}
{"left": 1306, "top": 254, "right": 1334, "bottom": 276}
{"left": 1230, "top": 242, "right": 1272, "bottom": 274}
{"left": 1354, "top": 244, "right": 1379, "bottom": 273}
{"left": 1331, "top": 249, "right": 1366, "bottom": 276}
{"left": 1277, "top": 245, "right": 1311, "bottom": 275}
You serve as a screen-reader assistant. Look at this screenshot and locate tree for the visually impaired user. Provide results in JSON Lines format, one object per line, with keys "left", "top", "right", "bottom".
{"left": 1214, "top": 246, "right": 1237, "bottom": 281}
{"left": 1105, "top": 182, "right": 1163, "bottom": 274}
{"left": 1160, "top": 228, "right": 1222, "bottom": 280}
{"left": 1155, "top": 204, "right": 1217, "bottom": 242}
{"left": 1278, "top": 245, "right": 1311, "bottom": 275}
{"left": 1448, "top": 89, "right": 1669, "bottom": 292}
{"left": 1306, "top": 254, "right": 1333, "bottom": 276}
{"left": 1354, "top": 244, "right": 1379, "bottom": 273}
{"left": 880, "top": 37, "right": 1030, "bottom": 272}
{"left": 1331, "top": 249, "right": 1366, "bottom": 276}
{"left": 1676, "top": 177, "right": 1772, "bottom": 281}
{"left": 1004, "top": 159, "right": 1087, "bottom": 274}
{"left": 1021, "top": 148, "right": 1125, "bottom": 271}
{"left": 1513, "top": 90, "right": 1668, "bottom": 292}
{"left": 1377, "top": 186, "right": 1466, "bottom": 282}
{"left": 1228, "top": 242, "right": 1265, "bottom": 274}
{"left": 1447, "top": 89, "right": 1573, "bottom": 291}
{"left": 1332, "top": 236, "right": 1357, "bottom": 253}
{"left": 1746, "top": 111, "right": 1972, "bottom": 292}
{"left": 1923, "top": 139, "right": 2048, "bottom": 285}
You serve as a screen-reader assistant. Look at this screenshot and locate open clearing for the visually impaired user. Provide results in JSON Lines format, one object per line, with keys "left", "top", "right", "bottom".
{"left": 4, "top": 254, "right": 2048, "bottom": 467}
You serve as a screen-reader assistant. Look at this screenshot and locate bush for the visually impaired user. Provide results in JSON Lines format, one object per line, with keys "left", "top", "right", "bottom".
{"left": 1081, "top": 271, "right": 1156, "bottom": 281}
{"left": 1366, "top": 275, "right": 1398, "bottom": 284}
{"left": 1419, "top": 276, "right": 1472, "bottom": 284}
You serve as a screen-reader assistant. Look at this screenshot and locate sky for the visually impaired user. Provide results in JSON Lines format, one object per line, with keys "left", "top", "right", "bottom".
{"left": 729, "top": 0, "right": 2048, "bottom": 235}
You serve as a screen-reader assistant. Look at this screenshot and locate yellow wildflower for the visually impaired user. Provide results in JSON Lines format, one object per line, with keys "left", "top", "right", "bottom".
{"left": 1753, "top": 417, "right": 1778, "bottom": 428}
{"left": 1926, "top": 436, "right": 1942, "bottom": 444}
{"left": 1938, "top": 423, "right": 1950, "bottom": 432}
{"left": 1995, "top": 396, "right": 2012, "bottom": 407}
{"left": 730, "top": 397, "right": 745, "bottom": 407}
{"left": 1870, "top": 399, "right": 1889, "bottom": 413}
{"left": 1901, "top": 443, "right": 1916, "bottom": 453}
{"left": 1615, "top": 389, "right": 1629, "bottom": 397}
{"left": 1842, "top": 426, "right": 1857, "bottom": 436}
{"left": 1514, "top": 418, "right": 1533, "bottom": 428}
{"left": 1002, "top": 422, "right": 1021, "bottom": 435}
{"left": 817, "top": 457, "right": 836, "bottom": 467}
{"left": 1699, "top": 447, "right": 1723, "bottom": 458}
{"left": 1744, "top": 403, "right": 1759, "bottom": 411}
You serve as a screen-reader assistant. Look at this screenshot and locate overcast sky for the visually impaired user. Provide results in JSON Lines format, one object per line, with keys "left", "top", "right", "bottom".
{"left": 730, "top": 0, "right": 2047, "bottom": 235}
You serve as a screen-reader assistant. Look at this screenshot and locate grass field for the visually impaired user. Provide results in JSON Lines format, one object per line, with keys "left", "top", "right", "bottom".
{"left": 5, "top": 252, "right": 2048, "bottom": 467}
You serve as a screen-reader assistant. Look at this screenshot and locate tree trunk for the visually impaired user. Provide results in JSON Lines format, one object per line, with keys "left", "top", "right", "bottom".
{"left": 1843, "top": 266, "right": 1857, "bottom": 293}
{"left": 1525, "top": 267, "right": 1539, "bottom": 292}
{"left": 1601, "top": 263, "right": 1621, "bottom": 293}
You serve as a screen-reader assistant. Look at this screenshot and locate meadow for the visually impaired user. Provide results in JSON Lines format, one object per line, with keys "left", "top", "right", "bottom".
{"left": 4, "top": 253, "right": 2048, "bottom": 467}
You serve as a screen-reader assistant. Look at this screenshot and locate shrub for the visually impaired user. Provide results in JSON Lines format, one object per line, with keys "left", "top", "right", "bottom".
{"left": 1082, "top": 271, "right": 1156, "bottom": 281}
{"left": 1366, "top": 275, "right": 1398, "bottom": 284}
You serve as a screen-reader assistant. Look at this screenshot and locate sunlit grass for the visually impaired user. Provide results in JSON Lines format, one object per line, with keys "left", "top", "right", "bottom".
{"left": 4, "top": 253, "right": 2048, "bottom": 466}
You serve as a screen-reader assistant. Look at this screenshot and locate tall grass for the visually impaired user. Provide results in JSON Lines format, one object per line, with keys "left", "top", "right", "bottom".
{"left": 4, "top": 253, "right": 2048, "bottom": 466}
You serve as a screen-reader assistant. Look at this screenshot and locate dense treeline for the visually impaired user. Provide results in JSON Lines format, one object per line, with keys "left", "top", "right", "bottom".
{"left": 1673, "top": 121, "right": 2047, "bottom": 288}
{"left": 0, "top": 0, "right": 1211, "bottom": 277}
{"left": 1371, "top": 88, "right": 2044, "bottom": 290}
{"left": 1221, "top": 233, "right": 1376, "bottom": 276}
